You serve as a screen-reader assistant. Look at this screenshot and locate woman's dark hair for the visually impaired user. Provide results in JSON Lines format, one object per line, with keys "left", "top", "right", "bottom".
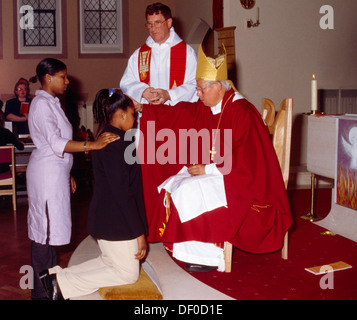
{"left": 29, "top": 58, "right": 67, "bottom": 85}
{"left": 145, "top": 2, "right": 172, "bottom": 20}
{"left": 93, "top": 89, "right": 134, "bottom": 137}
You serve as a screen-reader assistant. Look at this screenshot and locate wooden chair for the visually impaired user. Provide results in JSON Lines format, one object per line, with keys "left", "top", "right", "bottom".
{"left": 224, "top": 98, "right": 293, "bottom": 272}
{"left": 0, "top": 145, "right": 17, "bottom": 213}
{"left": 261, "top": 98, "right": 276, "bottom": 134}
{"left": 272, "top": 98, "right": 293, "bottom": 190}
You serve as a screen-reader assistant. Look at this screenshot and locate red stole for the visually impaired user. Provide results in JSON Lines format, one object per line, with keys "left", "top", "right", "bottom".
{"left": 138, "top": 41, "right": 187, "bottom": 89}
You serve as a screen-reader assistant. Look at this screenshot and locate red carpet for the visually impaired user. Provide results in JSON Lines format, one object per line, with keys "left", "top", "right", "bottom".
{"left": 171, "top": 188, "right": 357, "bottom": 300}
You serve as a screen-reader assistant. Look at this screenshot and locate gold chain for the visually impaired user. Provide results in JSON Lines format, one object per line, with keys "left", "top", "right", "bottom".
{"left": 210, "top": 93, "right": 235, "bottom": 161}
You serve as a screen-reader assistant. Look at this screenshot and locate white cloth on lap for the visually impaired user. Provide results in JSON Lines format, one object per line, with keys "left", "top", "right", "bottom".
{"left": 158, "top": 166, "right": 227, "bottom": 223}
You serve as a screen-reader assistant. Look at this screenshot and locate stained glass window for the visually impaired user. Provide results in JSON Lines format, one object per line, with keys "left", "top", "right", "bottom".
{"left": 21, "top": 0, "right": 57, "bottom": 47}
{"left": 16, "top": 0, "right": 63, "bottom": 55}
{"left": 80, "top": 0, "right": 123, "bottom": 54}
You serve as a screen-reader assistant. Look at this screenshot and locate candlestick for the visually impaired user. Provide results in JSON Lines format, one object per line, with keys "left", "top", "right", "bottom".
{"left": 300, "top": 173, "right": 322, "bottom": 222}
{"left": 311, "top": 74, "right": 317, "bottom": 112}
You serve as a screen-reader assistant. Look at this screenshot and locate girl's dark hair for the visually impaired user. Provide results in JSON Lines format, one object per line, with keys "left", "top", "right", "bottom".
{"left": 29, "top": 58, "right": 67, "bottom": 84}
{"left": 145, "top": 2, "right": 172, "bottom": 20}
{"left": 93, "top": 89, "right": 134, "bottom": 136}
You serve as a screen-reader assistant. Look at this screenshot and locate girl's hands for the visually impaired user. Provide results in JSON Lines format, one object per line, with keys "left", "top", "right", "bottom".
{"left": 135, "top": 234, "right": 147, "bottom": 260}
{"left": 70, "top": 176, "right": 77, "bottom": 194}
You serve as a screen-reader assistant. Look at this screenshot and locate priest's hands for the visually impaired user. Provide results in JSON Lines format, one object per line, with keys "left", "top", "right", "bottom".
{"left": 142, "top": 87, "right": 171, "bottom": 104}
{"left": 188, "top": 164, "right": 206, "bottom": 176}
{"left": 129, "top": 87, "right": 171, "bottom": 112}
{"left": 150, "top": 88, "right": 171, "bottom": 104}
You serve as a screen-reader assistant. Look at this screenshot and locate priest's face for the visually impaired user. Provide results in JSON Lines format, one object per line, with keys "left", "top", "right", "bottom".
{"left": 196, "top": 80, "right": 224, "bottom": 107}
{"left": 146, "top": 13, "right": 172, "bottom": 45}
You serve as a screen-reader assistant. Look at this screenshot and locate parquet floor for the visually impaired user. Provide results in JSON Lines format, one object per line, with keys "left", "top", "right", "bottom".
{"left": 0, "top": 185, "right": 91, "bottom": 300}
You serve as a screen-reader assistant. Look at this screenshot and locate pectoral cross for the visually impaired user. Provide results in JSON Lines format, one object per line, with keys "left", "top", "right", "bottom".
{"left": 210, "top": 147, "right": 216, "bottom": 161}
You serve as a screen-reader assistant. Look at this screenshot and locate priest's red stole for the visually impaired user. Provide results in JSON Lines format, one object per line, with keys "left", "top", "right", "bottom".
{"left": 139, "top": 44, "right": 151, "bottom": 85}
{"left": 138, "top": 41, "right": 187, "bottom": 89}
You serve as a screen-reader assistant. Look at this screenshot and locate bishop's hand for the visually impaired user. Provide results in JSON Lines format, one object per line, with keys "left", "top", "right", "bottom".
{"left": 188, "top": 164, "right": 206, "bottom": 176}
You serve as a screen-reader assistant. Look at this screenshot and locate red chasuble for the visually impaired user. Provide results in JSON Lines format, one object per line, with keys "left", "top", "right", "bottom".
{"left": 138, "top": 42, "right": 187, "bottom": 89}
{"left": 138, "top": 90, "right": 292, "bottom": 254}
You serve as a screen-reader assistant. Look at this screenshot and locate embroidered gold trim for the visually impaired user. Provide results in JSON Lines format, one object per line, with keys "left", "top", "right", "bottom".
{"left": 139, "top": 50, "right": 151, "bottom": 81}
{"left": 251, "top": 204, "right": 271, "bottom": 213}
{"left": 159, "top": 192, "right": 172, "bottom": 238}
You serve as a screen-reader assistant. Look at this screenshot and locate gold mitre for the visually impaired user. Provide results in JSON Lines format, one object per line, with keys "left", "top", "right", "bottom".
{"left": 196, "top": 44, "right": 240, "bottom": 93}
{"left": 196, "top": 44, "right": 228, "bottom": 81}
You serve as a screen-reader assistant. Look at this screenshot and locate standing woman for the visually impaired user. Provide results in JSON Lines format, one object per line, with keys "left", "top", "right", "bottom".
{"left": 27, "top": 58, "right": 118, "bottom": 300}
{"left": 39, "top": 89, "right": 147, "bottom": 300}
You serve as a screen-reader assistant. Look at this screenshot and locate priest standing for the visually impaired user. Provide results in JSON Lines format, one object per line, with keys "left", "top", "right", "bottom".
{"left": 120, "top": 2, "right": 198, "bottom": 106}
{"left": 135, "top": 44, "right": 293, "bottom": 272}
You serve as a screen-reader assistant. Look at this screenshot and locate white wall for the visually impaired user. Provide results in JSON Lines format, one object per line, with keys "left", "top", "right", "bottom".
{"left": 223, "top": 0, "right": 357, "bottom": 166}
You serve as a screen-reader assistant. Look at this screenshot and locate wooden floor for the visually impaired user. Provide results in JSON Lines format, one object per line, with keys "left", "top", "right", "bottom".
{"left": 0, "top": 185, "right": 91, "bottom": 300}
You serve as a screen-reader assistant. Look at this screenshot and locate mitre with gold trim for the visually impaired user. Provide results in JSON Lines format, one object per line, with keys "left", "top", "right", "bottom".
{"left": 196, "top": 44, "right": 227, "bottom": 81}
{"left": 196, "top": 44, "right": 238, "bottom": 92}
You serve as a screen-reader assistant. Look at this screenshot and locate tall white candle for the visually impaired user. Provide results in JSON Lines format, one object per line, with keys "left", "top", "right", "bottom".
{"left": 311, "top": 74, "right": 317, "bottom": 112}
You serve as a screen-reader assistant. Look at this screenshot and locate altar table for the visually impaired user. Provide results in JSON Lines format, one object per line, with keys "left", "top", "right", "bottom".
{"left": 307, "top": 115, "right": 357, "bottom": 242}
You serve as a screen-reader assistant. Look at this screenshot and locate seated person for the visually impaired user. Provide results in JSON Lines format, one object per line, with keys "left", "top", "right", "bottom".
{"left": 0, "top": 109, "right": 24, "bottom": 174}
{"left": 5, "top": 78, "right": 32, "bottom": 135}
{"left": 135, "top": 44, "right": 292, "bottom": 272}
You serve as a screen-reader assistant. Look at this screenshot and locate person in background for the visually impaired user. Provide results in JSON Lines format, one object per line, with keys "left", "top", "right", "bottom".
{"left": 39, "top": 89, "right": 147, "bottom": 300}
{"left": 120, "top": 2, "right": 197, "bottom": 106}
{"left": 0, "top": 106, "right": 24, "bottom": 174}
{"left": 27, "top": 58, "right": 119, "bottom": 300}
{"left": 4, "top": 78, "right": 32, "bottom": 135}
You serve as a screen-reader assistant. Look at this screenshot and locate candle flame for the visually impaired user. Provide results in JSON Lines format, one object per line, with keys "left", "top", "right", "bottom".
{"left": 312, "top": 74, "right": 316, "bottom": 80}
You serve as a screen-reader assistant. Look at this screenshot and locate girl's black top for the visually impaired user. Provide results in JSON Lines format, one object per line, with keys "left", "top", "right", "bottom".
{"left": 86, "top": 124, "right": 148, "bottom": 241}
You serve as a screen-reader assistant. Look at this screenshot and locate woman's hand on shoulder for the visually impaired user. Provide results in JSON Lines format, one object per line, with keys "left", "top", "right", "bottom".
{"left": 92, "top": 132, "right": 120, "bottom": 150}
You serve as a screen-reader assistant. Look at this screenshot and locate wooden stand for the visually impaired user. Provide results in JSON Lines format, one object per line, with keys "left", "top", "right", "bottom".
{"left": 215, "top": 27, "right": 237, "bottom": 83}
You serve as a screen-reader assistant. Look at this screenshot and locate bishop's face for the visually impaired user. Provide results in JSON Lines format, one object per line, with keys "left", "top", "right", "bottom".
{"left": 196, "top": 80, "right": 224, "bottom": 107}
{"left": 146, "top": 13, "right": 172, "bottom": 45}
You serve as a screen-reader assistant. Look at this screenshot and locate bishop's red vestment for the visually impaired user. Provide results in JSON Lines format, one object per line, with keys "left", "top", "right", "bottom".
{"left": 138, "top": 90, "right": 292, "bottom": 254}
